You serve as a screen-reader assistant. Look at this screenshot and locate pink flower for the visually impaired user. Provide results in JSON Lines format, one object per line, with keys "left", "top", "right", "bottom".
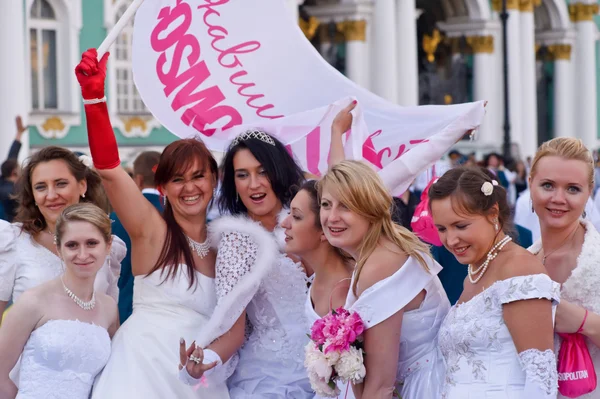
{"left": 310, "top": 318, "right": 327, "bottom": 345}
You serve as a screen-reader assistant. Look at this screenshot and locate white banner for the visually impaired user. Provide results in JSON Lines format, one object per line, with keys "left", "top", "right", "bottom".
{"left": 132, "top": 0, "right": 485, "bottom": 193}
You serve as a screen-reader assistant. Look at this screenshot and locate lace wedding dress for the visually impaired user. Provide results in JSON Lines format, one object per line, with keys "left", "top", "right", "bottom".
{"left": 16, "top": 319, "right": 110, "bottom": 399}
{"left": 345, "top": 255, "right": 450, "bottom": 399}
{"left": 438, "top": 274, "right": 561, "bottom": 398}
{"left": 224, "top": 215, "right": 314, "bottom": 398}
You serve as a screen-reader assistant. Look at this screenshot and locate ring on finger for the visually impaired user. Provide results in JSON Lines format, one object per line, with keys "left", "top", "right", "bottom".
{"left": 189, "top": 355, "right": 202, "bottom": 364}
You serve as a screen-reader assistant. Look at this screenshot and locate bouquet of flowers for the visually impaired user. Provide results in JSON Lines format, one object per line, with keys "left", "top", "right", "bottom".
{"left": 304, "top": 307, "right": 366, "bottom": 398}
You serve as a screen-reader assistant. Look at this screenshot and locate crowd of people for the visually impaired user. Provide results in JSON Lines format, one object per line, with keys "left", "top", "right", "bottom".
{"left": 0, "top": 48, "right": 598, "bottom": 399}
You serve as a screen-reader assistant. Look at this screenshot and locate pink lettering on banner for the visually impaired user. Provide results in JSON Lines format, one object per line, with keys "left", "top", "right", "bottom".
{"left": 198, "top": 0, "right": 284, "bottom": 120}
{"left": 362, "top": 131, "right": 429, "bottom": 169}
{"left": 150, "top": 0, "right": 242, "bottom": 137}
{"left": 305, "top": 127, "right": 322, "bottom": 177}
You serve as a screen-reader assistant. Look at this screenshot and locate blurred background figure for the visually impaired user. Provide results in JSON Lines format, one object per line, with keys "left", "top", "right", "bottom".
{"left": 0, "top": 116, "right": 27, "bottom": 222}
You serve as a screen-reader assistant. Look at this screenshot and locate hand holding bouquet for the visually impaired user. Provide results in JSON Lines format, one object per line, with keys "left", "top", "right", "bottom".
{"left": 304, "top": 307, "right": 366, "bottom": 397}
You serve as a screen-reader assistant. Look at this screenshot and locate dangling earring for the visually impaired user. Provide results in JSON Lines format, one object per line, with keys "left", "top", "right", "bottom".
{"left": 213, "top": 188, "right": 217, "bottom": 197}
{"left": 583, "top": 210, "right": 587, "bottom": 219}
{"left": 495, "top": 223, "right": 499, "bottom": 232}
{"left": 81, "top": 192, "right": 86, "bottom": 199}
{"left": 530, "top": 198, "right": 534, "bottom": 213}
{"left": 163, "top": 196, "right": 167, "bottom": 207}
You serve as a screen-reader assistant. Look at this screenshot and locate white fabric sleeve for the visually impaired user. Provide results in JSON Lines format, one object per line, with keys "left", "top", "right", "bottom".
{"left": 518, "top": 349, "right": 558, "bottom": 398}
{"left": 0, "top": 221, "right": 19, "bottom": 302}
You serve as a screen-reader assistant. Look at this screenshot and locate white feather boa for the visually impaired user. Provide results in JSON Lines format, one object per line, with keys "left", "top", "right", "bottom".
{"left": 194, "top": 215, "right": 278, "bottom": 349}
{"left": 529, "top": 220, "right": 600, "bottom": 398}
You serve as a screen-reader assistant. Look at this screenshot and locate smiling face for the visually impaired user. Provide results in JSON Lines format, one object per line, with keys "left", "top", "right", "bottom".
{"left": 57, "top": 220, "right": 111, "bottom": 279}
{"left": 233, "top": 148, "right": 281, "bottom": 220}
{"left": 31, "top": 160, "right": 87, "bottom": 228}
{"left": 161, "top": 159, "right": 216, "bottom": 219}
{"left": 319, "top": 185, "right": 370, "bottom": 255}
{"left": 530, "top": 155, "right": 590, "bottom": 230}
{"left": 431, "top": 196, "right": 498, "bottom": 265}
{"left": 281, "top": 189, "right": 323, "bottom": 256}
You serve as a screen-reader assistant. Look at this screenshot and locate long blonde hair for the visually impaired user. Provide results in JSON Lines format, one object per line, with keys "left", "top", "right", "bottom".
{"left": 530, "top": 137, "right": 594, "bottom": 190}
{"left": 317, "top": 161, "right": 430, "bottom": 295}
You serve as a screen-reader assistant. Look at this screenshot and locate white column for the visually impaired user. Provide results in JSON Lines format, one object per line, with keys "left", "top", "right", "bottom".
{"left": 469, "top": 35, "right": 500, "bottom": 147}
{"left": 506, "top": 6, "right": 522, "bottom": 156}
{"left": 519, "top": 3, "right": 537, "bottom": 158}
{"left": 395, "top": 0, "right": 418, "bottom": 106}
{"left": 0, "top": 2, "right": 28, "bottom": 160}
{"left": 340, "top": 20, "right": 369, "bottom": 89}
{"left": 572, "top": 3, "right": 598, "bottom": 148}
{"left": 549, "top": 44, "right": 574, "bottom": 138}
{"left": 372, "top": 0, "right": 398, "bottom": 103}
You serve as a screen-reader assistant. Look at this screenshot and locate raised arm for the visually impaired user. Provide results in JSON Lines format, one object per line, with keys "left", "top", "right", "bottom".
{"left": 0, "top": 292, "right": 42, "bottom": 399}
{"left": 74, "top": 49, "right": 163, "bottom": 241}
{"left": 328, "top": 101, "right": 357, "bottom": 168}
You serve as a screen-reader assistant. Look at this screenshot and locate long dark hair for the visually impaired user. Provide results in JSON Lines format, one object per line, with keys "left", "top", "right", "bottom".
{"left": 218, "top": 131, "right": 305, "bottom": 215}
{"left": 428, "top": 166, "right": 513, "bottom": 233}
{"left": 149, "top": 138, "right": 218, "bottom": 289}
{"left": 15, "top": 146, "right": 109, "bottom": 235}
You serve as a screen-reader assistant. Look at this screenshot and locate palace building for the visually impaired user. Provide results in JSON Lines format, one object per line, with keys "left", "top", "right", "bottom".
{"left": 1, "top": 0, "right": 599, "bottom": 164}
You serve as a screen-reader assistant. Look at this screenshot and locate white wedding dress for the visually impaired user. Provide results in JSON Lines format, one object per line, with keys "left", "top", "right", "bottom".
{"left": 438, "top": 274, "right": 561, "bottom": 398}
{"left": 345, "top": 254, "right": 450, "bottom": 399}
{"left": 91, "top": 267, "right": 230, "bottom": 398}
{"left": 16, "top": 319, "right": 111, "bottom": 399}
{"left": 305, "top": 286, "right": 355, "bottom": 399}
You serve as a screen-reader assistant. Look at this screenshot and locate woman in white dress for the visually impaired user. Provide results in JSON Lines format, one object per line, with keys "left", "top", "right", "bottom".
{"left": 0, "top": 203, "right": 118, "bottom": 399}
{"left": 281, "top": 180, "right": 355, "bottom": 399}
{"left": 528, "top": 138, "right": 600, "bottom": 399}
{"left": 75, "top": 48, "right": 256, "bottom": 399}
{"left": 429, "top": 166, "right": 560, "bottom": 398}
{"left": 318, "top": 160, "right": 450, "bottom": 399}
{"left": 0, "top": 146, "right": 125, "bottom": 319}
{"left": 213, "top": 130, "right": 314, "bottom": 398}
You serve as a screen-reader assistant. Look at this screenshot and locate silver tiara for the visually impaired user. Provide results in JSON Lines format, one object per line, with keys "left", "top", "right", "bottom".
{"left": 231, "top": 129, "right": 275, "bottom": 147}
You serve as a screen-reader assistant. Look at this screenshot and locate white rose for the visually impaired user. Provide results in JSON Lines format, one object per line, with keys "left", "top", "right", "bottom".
{"left": 335, "top": 346, "right": 366, "bottom": 384}
{"left": 308, "top": 371, "right": 340, "bottom": 398}
{"left": 78, "top": 155, "right": 93, "bottom": 168}
{"left": 304, "top": 342, "right": 333, "bottom": 381}
{"left": 481, "top": 181, "right": 494, "bottom": 196}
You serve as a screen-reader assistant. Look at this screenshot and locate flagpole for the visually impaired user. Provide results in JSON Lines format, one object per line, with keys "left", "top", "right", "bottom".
{"left": 97, "top": 0, "right": 145, "bottom": 60}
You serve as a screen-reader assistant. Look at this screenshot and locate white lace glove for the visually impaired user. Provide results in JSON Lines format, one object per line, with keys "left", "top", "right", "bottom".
{"left": 518, "top": 349, "right": 558, "bottom": 398}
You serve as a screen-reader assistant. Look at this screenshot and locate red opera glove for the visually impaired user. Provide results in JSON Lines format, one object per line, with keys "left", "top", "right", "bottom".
{"left": 75, "top": 49, "right": 120, "bottom": 170}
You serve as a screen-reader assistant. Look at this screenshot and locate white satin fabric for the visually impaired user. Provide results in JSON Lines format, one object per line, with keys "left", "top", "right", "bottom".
{"left": 345, "top": 255, "right": 449, "bottom": 399}
{"left": 91, "top": 268, "right": 230, "bottom": 399}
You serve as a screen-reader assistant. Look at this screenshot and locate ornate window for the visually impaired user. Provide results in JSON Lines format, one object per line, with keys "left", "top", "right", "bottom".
{"left": 113, "top": 2, "right": 147, "bottom": 114}
{"left": 29, "top": 0, "right": 59, "bottom": 110}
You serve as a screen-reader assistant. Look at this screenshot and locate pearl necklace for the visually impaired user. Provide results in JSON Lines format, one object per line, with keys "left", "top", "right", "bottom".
{"left": 187, "top": 236, "right": 210, "bottom": 259}
{"left": 61, "top": 277, "right": 96, "bottom": 311}
{"left": 468, "top": 235, "right": 512, "bottom": 284}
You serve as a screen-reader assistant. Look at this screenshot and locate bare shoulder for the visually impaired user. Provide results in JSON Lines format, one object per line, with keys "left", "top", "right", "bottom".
{"left": 497, "top": 244, "right": 547, "bottom": 281}
{"left": 357, "top": 247, "right": 409, "bottom": 296}
{"left": 96, "top": 293, "right": 118, "bottom": 321}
